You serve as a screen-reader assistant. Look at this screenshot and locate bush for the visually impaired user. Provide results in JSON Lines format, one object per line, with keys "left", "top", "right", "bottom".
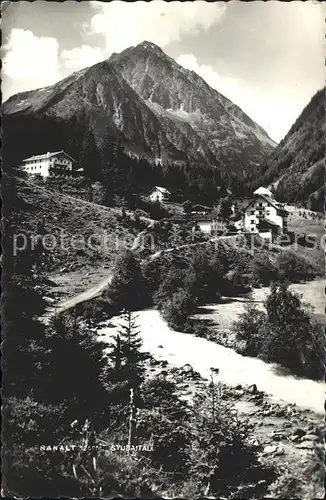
{"left": 251, "top": 255, "right": 279, "bottom": 286}
{"left": 160, "top": 289, "right": 197, "bottom": 330}
{"left": 233, "top": 282, "right": 325, "bottom": 379}
{"left": 73, "top": 296, "right": 114, "bottom": 323}
{"left": 275, "top": 251, "right": 315, "bottom": 282}
{"left": 188, "top": 382, "right": 274, "bottom": 497}
{"left": 107, "top": 251, "right": 148, "bottom": 311}
{"left": 3, "top": 397, "right": 67, "bottom": 446}
{"left": 233, "top": 305, "right": 266, "bottom": 356}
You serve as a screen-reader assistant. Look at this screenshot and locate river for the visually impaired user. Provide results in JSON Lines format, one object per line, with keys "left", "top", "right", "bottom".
{"left": 98, "top": 279, "right": 325, "bottom": 415}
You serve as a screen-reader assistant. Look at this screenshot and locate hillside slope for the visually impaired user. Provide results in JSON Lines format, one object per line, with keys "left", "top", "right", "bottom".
{"left": 252, "top": 88, "right": 325, "bottom": 210}
{"left": 4, "top": 176, "right": 145, "bottom": 275}
{"left": 3, "top": 41, "right": 275, "bottom": 196}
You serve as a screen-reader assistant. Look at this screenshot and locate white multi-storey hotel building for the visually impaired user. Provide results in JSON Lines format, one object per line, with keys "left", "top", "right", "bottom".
{"left": 21, "top": 150, "right": 76, "bottom": 178}
{"left": 244, "top": 187, "right": 288, "bottom": 239}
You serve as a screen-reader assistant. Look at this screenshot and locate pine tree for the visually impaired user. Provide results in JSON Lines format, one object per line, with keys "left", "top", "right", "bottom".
{"left": 189, "top": 371, "right": 255, "bottom": 497}
{"left": 116, "top": 310, "right": 146, "bottom": 386}
{"left": 219, "top": 196, "right": 233, "bottom": 222}
{"left": 119, "top": 311, "right": 143, "bottom": 363}
{"left": 107, "top": 334, "right": 122, "bottom": 373}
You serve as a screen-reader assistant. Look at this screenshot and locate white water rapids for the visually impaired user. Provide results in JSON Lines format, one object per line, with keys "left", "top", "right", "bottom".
{"left": 99, "top": 307, "right": 325, "bottom": 415}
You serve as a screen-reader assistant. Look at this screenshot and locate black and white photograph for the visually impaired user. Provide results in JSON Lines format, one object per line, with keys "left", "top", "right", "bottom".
{"left": 1, "top": 0, "right": 325, "bottom": 498}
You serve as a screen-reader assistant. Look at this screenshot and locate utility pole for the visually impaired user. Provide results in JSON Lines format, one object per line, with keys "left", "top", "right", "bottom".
{"left": 209, "top": 367, "right": 220, "bottom": 426}
{"left": 128, "top": 388, "right": 136, "bottom": 450}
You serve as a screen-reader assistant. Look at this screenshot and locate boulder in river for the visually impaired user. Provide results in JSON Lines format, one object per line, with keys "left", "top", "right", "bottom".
{"left": 292, "top": 428, "right": 306, "bottom": 438}
{"left": 263, "top": 444, "right": 278, "bottom": 455}
{"left": 302, "top": 434, "right": 319, "bottom": 442}
{"left": 297, "top": 441, "right": 315, "bottom": 450}
{"left": 149, "top": 358, "right": 160, "bottom": 366}
{"left": 182, "top": 364, "right": 194, "bottom": 374}
{"left": 263, "top": 444, "right": 285, "bottom": 456}
{"left": 248, "top": 384, "right": 258, "bottom": 394}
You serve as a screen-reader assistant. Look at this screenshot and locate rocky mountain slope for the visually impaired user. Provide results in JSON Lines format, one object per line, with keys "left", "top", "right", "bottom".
{"left": 108, "top": 42, "right": 275, "bottom": 174}
{"left": 3, "top": 41, "right": 275, "bottom": 191}
{"left": 252, "top": 88, "right": 325, "bottom": 210}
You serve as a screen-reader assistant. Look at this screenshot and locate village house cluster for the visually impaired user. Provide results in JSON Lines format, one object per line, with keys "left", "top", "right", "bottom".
{"left": 148, "top": 185, "right": 288, "bottom": 241}
{"left": 21, "top": 151, "right": 288, "bottom": 241}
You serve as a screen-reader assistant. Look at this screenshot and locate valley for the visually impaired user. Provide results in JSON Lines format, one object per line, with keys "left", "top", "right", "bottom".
{"left": 45, "top": 269, "right": 325, "bottom": 498}
{"left": 3, "top": 32, "right": 325, "bottom": 500}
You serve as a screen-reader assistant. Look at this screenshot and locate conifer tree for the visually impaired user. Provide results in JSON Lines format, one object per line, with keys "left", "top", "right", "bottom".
{"left": 107, "top": 334, "right": 122, "bottom": 373}
{"left": 119, "top": 311, "right": 142, "bottom": 359}
{"left": 116, "top": 310, "right": 146, "bottom": 386}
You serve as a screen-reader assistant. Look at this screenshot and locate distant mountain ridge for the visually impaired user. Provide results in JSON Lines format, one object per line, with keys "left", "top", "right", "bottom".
{"left": 251, "top": 87, "right": 325, "bottom": 211}
{"left": 3, "top": 41, "right": 275, "bottom": 194}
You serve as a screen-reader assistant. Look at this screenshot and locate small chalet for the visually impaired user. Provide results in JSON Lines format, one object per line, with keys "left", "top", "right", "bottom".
{"left": 21, "top": 150, "right": 77, "bottom": 178}
{"left": 190, "top": 204, "right": 212, "bottom": 215}
{"left": 192, "top": 215, "right": 225, "bottom": 235}
{"left": 244, "top": 187, "right": 288, "bottom": 240}
{"left": 167, "top": 213, "right": 226, "bottom": 236}
{"left": 149, "top": 186, "right": 171, "bottom": 203}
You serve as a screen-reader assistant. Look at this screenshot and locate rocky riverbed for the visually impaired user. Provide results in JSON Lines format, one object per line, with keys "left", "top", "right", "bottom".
{"left": 145, "top": 357, "right": 325, "bottom": 499}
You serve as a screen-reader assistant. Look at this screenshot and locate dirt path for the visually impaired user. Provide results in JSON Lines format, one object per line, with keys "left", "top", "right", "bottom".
{"left": 45, "top": 274, "right": 112, "bottom": 317}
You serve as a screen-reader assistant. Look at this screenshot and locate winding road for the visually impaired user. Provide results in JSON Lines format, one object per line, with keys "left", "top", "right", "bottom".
{"left": 45, "top": 274, "right": 113, "bottom": 318}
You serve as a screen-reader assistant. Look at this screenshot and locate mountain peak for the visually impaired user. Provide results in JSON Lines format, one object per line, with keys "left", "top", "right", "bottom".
{"left": 109, "top": 41, "right": 166, "bottom": 65}
{"left": 4, "top": 39, "right": 276, "bottom": 188}
{"left": 136, "top": 40, "right": 164, "bottom": 53}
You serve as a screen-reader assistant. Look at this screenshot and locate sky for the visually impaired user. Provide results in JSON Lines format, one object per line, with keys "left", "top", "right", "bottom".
{"left": 2, "top": 1, "right": 325, "bottom": 142}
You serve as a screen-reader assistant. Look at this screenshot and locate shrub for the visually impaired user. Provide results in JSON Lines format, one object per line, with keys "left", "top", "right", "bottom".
{"left": 251, "top": 255, "right": 279, "bottom": 286}
{"left": 74, "top": 296, "right": 114, "bottom": 323}
{"left": 3, "top": 397, "right": 67, "bottom": 446}
{"left": 160, "top": 289, "right": 197, "bottom": 330}
{"left": 234, "top": 282, "right": 325, "bottom": 379}
{"left": 107, "top": 250, "right": 148, "bottom": 311}
{"left": 233, "top": 305, "right": 266, "bottom": 356}
{"left": 153, "top": 265, "right": 196, "bottom": 307}
{"left": 188, "top": 381, "right": 273, "bottom": 497}
{"left": 275, "top": 251, "right": 315, "bottom": 282}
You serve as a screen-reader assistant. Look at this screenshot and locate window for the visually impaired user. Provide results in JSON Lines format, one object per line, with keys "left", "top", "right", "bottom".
{"left": 251, "top": 228, "right": 255, "bottom": 232}
{"left": 251, "top": 219, "right": 255, "bottom": 224}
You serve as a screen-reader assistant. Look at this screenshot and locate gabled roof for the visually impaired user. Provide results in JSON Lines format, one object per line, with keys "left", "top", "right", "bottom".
{"left": 191, "top": 204, "right": 212, "bottom": 211}
{"left": 191, "top": 214, "right": 221, "bottom": 222}
{"left": 253, "top": 187, "right": 274, "bottom": 198}
{"left": 22, "top": 150, "right": 76, "bottom": 162}
{"left": 245, "top": 194, "right": 288, "bottom": 214}
{"left": 257, "top": 217, "right": 281, "bottom": 228}
{"left": 150, "top": 186, "right": 171, "bottom": 194}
